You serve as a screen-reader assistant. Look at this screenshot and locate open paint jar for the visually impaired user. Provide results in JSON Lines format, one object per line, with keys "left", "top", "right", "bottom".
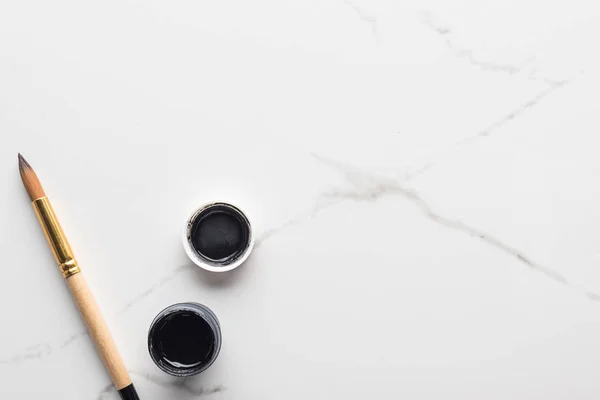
{"left": 183, "top": 201, "right": 254, "bottom": 272}
{"left": 148, "top": 302, "right": 222, "bottom": 377}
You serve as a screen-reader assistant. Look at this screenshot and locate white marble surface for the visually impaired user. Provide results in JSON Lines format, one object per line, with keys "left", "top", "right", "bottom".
{"left": 1, "top": 0, "right": 600, "bottom": 398}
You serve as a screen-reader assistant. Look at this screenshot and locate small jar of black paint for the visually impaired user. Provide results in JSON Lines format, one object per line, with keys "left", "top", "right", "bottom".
{"left": 183, "top": 201, "right": 254, "bottom": 272}
{"left": 148, "top": 302, "right": 222, "bottom": 377}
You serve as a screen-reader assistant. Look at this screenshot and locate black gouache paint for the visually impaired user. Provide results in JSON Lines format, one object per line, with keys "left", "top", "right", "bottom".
{"left": 190, "top": 204, "right": 250, "bottom": 265}
{"left": 148, "top": 303, "right": 222, "bottom": 377}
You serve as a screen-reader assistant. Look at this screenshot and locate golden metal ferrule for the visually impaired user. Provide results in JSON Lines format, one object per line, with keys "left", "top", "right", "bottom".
{"left": 32, "top": 197, "right": 81, "bottom": 278}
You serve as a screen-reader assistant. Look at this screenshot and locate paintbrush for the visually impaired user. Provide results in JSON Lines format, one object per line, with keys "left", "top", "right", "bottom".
{"left": 18, "top": 154, "right": 140, "bottom": 400}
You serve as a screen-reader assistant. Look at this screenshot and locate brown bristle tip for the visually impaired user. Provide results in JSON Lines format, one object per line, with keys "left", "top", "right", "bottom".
{"left": 18, "top": 154, "right": 45, "bottom": 200}
{"left": 18, "top": 153, "right": 31, "bottom": 171}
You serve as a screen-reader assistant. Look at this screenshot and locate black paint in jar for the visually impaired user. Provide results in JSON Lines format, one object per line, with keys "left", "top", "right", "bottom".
{"left": 191, "top": 205, "right": 249, "bottom": 262}
{"left": 184, "top": 202, "right": 254, "bottom": 272}
{"left": 148, "top": 303, "right": 222, "bottom": 377}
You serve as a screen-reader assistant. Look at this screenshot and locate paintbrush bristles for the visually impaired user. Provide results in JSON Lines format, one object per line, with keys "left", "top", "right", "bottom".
{"left": 18, "top": 154, "right": 46, "bottom": 201}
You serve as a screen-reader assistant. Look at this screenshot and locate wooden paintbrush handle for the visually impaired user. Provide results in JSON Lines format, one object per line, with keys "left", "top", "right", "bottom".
{"left": 19, "top": 158, "right": 140, "bottom": 399}
{"left": 66, "top": 273, "right": 133, "bottom": 392}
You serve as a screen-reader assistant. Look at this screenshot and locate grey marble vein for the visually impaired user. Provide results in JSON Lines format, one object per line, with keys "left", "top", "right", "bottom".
{"left": 311, "top": 153, "right": 600, "bottom": 301}
{"left": 420, "top": 12, "right": 524, "bottom": 75}
{"left": 95, "top": 384, "right": 114, "bottom": 400}
{"left": 134, "top": 371, "right": 225, "bottom": 396}
{"left": 116, "top": 263, "right": 191, "bottom": 316}
{"left": 343, "top": 0, "right": 377, "bottom": 36}
{"left": 420, "top": 12, "right": 552, "bottom": 78}
{"left": 1, "top": 330, "right": 91, "bottom": 366}
{"left": 452, "top": 46, "right": 525, "bottom": 75}
{"left": 457, "top": 80, "right": 566, "bottom": 146}
{"left": 255, "top": 199, "right": 341, "bottom": 248}
{"left": 60, "top": 330, "right": 88, "bottom": 348}
{"left": 421, "top": 11, "right": 573, "bottom": 88}
{"left": 0, "top": 343, "right": 52, "bottom": 364}
{"left": 408, "top": 78, "right": 569, "bottom": 181}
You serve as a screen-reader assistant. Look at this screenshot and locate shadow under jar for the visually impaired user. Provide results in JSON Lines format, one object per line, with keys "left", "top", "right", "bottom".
{"left": 148, "top": 303, "right": 222, "bottom": 377}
